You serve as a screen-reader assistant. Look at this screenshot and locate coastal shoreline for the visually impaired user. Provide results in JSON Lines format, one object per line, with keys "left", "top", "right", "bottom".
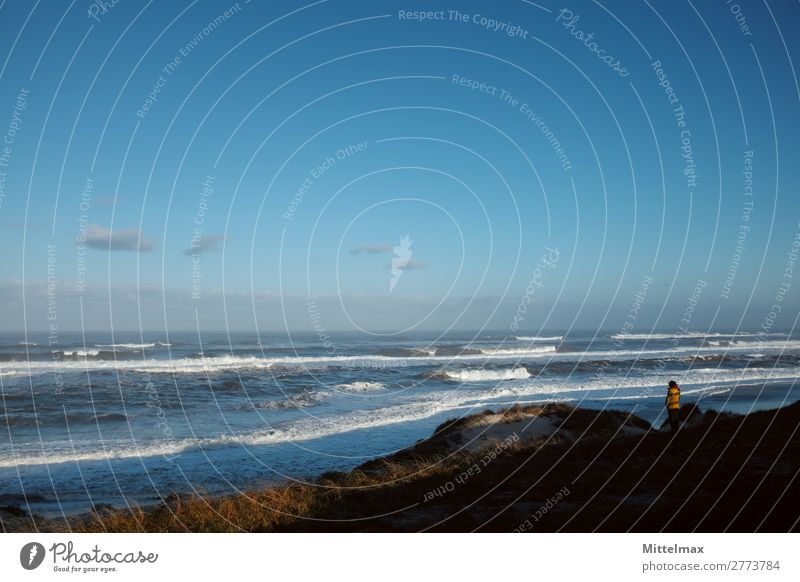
{"left": 3, "top": 396, "right": 799, "bottom": 533}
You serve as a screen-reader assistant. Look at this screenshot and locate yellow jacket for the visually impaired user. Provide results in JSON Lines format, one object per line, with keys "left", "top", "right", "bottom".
{"left": 666, "top": 386, "right": 680, "bottom": 410}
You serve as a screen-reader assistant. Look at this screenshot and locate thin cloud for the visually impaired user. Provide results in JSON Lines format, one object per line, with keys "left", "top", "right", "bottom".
{"left": 183, "top": 233, "right": 225, "bottom": 256}
{"left": 83, "top": 224, "right": 153, "bottom": 252}
{"left": 350, "top": 243, "right": 392, "bottom": 255}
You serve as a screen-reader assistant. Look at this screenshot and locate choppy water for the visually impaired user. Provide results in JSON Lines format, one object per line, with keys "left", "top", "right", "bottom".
{"left": 1, "top": 330, "right": 799, "bottom": 515}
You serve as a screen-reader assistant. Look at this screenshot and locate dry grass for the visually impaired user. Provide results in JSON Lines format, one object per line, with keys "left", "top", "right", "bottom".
{"left": 3, "top": 453, "right": 466, "bottom": 532}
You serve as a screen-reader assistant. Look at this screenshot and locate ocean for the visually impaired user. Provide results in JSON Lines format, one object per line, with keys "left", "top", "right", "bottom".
{"left": 1, "top": 330, "right": 799, "bottom": 516}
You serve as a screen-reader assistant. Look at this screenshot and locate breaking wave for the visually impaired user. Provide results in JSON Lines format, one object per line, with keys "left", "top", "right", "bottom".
{"left": 442, "top": 367, "right": 532, "bottom": 382}
{"left": 479, "top": 346, "right": 557, "bottom": 355}
{"left": 611, "top": 331, "right": 784, "bottom": 341}
{"left": 61, "top": 349, "right": 100, "bottom": 357}
{"left": 336, "top": 381, "right": 386, "bottom": 392}
{"left": 95, "top": 342, "right": 170, "bottom": 349}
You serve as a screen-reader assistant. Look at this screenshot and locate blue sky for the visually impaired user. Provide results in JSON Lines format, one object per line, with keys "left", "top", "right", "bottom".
{"left": 0, "top": 0, "right": 798, "bottom": 333}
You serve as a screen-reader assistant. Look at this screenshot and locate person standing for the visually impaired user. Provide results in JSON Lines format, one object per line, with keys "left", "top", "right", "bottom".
{"left": 666, "top": 380, "right": 681, "bottom": 433}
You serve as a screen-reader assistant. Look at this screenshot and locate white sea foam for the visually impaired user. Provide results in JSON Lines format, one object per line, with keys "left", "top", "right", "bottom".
{"left": 0, "top": 350, "right": 553, "bottom": 376}
{"left": 336, "top": 381, "right": 386, "bottom": 392}
{"left": 0, "top": 395, "right": 482, "bottom": 468}
{"left": 565, "top": 339, "right": 800, "bottom": 362}
{"left": 61, "top": 350, "right": 100, "bottom": 357}
{"left": 0, "top": 441, "right": 192, "bottom": 468}
{"left": 515, "top": 335, "right": 563, "bottom": 342}
{"left": 479, "top": 346, "right": 557, "bottom": 355}
{"left": 724, "top": 340, "right": 800, "bottom": 350}
{"left": 95, "top": 343, "right": 158, "bottom": 349}
{"left": 611, "top": 331, "right": 783, "bottom": 341}
{"left": 444, "top": 367, "right": 532, "bottom": 382}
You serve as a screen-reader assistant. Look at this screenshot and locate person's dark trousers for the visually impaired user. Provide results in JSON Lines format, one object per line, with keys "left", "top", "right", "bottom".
{"left": 668, "top": 409, "right": 680, "bottom": 433}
